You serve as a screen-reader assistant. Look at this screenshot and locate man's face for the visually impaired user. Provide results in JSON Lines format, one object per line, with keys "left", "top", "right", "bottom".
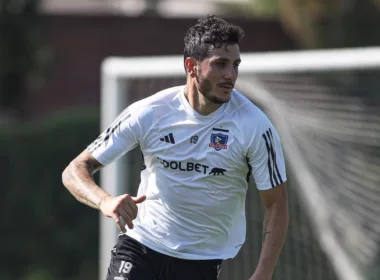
{"left": 196, "top": 43, "right": 241, "bottom": 104}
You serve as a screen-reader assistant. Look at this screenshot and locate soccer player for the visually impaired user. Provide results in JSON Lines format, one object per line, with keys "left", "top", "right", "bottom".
{"left": 62, "top": 15, "right": 289, "bottom": 280}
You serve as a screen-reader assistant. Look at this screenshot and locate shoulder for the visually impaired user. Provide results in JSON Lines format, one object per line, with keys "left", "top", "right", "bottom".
{"left": 229, "top": 89, "right": 272, "bottom": 127}
{"left": 228, "top": 89, "right": 278, "bottom": 147}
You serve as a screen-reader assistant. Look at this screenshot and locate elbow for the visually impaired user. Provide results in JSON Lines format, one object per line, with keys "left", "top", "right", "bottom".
{"left": 62, "top": 161, "right": 74, "bottom": 189}
{"left": 281, "top": 199, "right": 290, "bottom": 226}
{"left": 270, "top": 197, "right": 289, "bottom": 222}
{"left": 279, "top": 197, "right": 289, "bottom": 217}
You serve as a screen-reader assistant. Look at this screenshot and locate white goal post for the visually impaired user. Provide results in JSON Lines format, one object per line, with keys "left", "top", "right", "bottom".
{"left": 99, "top": 47, "right": 380, "bottom": 280}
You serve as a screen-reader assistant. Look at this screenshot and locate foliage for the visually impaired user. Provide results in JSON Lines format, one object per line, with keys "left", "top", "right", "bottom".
{"left": 0, "top": 0, "right": 52, "bottom": 115}
{"left": 0, "top": 109, "right": 100, "bottom": 280}
{"left": 219, "top": 0, "right": 280, "bottom": 19}
{"left": 219, "top": 0, "right": 380, "bottom": 49}
{"left": 279, "top": 0, "right": 380, "bottom": 48}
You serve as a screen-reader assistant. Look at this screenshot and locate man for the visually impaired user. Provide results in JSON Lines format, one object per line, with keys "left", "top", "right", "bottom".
{"left": 62, "top": 15, "right": 289, "bottom": 280}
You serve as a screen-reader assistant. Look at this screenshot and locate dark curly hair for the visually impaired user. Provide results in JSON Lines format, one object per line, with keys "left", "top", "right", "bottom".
{"left": 184, "top": 15, "right": 244, "bottom": 66}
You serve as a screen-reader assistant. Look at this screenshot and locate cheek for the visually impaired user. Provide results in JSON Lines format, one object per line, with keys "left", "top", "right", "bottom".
{"left": 199, "top": 77, "right": 213, "bottom": 92}
{"left": 201, "top": 68, "right": 219, "bottom": 81}
{"left": 197, "top": 68, "right": 209, "bottom": 81}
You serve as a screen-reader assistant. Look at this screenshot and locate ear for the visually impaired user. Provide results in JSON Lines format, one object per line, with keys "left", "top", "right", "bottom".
{"left": 185, "top": 57, "right": 197, "bottom": 77}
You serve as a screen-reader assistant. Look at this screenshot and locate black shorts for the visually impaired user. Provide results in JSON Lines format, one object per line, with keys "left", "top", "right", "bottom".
{"left": 106, "top": 234, "right": 222, "bottom": 280}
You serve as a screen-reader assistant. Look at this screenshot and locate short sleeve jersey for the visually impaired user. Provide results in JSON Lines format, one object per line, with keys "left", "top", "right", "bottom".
{"left": 88, "top": 85, "right": 287, "bottom": 260}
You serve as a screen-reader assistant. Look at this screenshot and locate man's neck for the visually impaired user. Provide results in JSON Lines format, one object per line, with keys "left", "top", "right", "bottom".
{"left": 184, "top": 83, "right": 222, "bottom": 116}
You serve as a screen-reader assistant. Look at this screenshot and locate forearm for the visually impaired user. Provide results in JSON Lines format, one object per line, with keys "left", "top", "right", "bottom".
{"left": 62, "top": 160, "right": 110, "bottom": 209}
{"left": 256, "top": 200, "right": 289, "bottom": 277}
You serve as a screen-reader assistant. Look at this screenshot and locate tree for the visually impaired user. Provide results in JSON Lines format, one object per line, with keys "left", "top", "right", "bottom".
{"left": 278, "top": 0, "right": 380, "bottom": 48}
{"left": 0, "top": 0, "right": 51, "bottom": 119}
{"left": 219, "top": 0, "right": 380, "bottom": 49}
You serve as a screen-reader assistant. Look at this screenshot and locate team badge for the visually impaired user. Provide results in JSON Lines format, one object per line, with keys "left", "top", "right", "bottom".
{"left": 209, "top": 133, "right": 228, "bottom": 151}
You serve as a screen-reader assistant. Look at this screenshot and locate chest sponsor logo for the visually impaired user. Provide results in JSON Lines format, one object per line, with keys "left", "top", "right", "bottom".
{"left": 209, "top": 167, "right": 226, "bottom": 175}
{"left": 157, "top": 157, "right": 226, "bottom": 176}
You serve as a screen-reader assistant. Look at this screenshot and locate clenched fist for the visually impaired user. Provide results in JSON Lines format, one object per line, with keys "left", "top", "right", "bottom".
{"left": 99, "top": 194, "right": 146, "bottom": 232}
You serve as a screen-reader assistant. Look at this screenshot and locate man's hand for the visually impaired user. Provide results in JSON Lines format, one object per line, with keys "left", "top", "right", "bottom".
{"left": 99, "top": 194, "right": 146, "bottom": 232}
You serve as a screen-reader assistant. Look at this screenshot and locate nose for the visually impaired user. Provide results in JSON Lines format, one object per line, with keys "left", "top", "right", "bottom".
{"left": 224, "top": 65, "right": 237, "bottom": 81}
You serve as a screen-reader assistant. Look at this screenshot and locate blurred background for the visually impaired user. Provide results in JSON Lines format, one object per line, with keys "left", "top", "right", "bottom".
{"left": 1, "top": 0, "right": 380, "bottom": 280}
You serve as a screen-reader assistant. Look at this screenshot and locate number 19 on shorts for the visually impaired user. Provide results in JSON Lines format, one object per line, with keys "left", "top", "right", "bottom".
{"left": 118, "top": 261, "right": 133, "bottom": 274}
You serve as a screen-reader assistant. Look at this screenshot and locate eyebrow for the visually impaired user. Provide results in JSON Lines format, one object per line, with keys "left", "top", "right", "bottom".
{"left": 213, "top": 57, "right": 241, "bottom": 63}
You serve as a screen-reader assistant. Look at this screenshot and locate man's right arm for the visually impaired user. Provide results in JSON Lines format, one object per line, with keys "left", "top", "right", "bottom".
{"left": 62, "top": 149, "right": 146, "bottom": 232}
{"left": 62, "top": 149, "right": 110, "bottom": 210}
{"left": 63, "top": 103, "right": 148, "bottom": 231}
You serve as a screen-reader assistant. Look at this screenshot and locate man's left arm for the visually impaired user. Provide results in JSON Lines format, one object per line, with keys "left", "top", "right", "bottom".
{"left": 250, "top": 182, "right": 289, "bottom": 280}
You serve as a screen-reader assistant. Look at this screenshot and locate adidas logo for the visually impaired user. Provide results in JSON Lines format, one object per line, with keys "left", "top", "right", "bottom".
{"left": 160, "top": 133, "right": 175, "bottom": 144}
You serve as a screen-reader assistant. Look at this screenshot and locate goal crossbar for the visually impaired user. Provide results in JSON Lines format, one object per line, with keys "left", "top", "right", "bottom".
{"left": 102, "top": 46, "right": 380, "bottom": 78}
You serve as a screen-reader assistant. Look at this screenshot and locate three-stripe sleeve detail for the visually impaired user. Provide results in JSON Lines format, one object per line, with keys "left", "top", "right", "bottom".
{"left": 88, "top": 111, "right": 131, "bottom": 153}
{"left": 262, "top": 128, "right": 283, "bottom": 187}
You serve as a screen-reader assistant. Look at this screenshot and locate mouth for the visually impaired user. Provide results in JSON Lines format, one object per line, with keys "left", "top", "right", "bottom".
{"left": 218, "top": 84, "right": 234, "bottom": 90}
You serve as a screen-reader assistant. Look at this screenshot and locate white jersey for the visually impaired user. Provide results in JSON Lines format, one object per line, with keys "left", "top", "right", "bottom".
{"left": 88, "top": 85, "right": 286, "bottom": 260}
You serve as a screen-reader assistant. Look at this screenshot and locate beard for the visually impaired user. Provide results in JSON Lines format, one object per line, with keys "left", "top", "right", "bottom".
{"left": 196, "top": 71, "right": 229, "bottom": 105}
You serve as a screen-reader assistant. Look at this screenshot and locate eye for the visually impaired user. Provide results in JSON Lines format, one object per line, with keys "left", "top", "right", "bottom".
{"left": 216, "top": 61, "right": 227, "bottom": 67}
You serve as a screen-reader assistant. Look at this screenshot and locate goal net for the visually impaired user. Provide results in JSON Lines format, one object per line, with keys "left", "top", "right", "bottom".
{"left": 99, "top": 47, "right": 380, "bottom": 280}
